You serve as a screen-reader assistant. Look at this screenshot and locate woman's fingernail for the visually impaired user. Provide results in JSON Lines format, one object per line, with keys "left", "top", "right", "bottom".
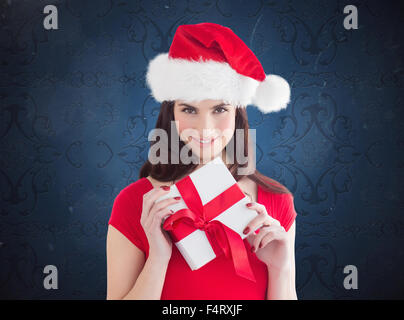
{"left": 174, "top": 196, "right": 181, "bottom": 200}
{"left": 259, "top": 243, "right": 263, "bottom": 248}
{"left": 251, "top": 246, "right": 255, "bottom": 252}
{"left": 161, "top": 185, "right": 170, "bottom": 191}
{"left": 243, "top": 227, "right": 250, "bottom": 234}
{"left": 246, "top": 203, "right": 253, "bottom": 207}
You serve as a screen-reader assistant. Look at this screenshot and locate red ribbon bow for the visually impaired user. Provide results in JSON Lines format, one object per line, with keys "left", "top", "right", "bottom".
{"left": 162, "top": 176, "right": 256, "bottom": 282}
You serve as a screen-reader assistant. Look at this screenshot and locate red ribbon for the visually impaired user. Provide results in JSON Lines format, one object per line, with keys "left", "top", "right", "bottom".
{"left": 162, "top": 176, "right": 256, "bottom": 282}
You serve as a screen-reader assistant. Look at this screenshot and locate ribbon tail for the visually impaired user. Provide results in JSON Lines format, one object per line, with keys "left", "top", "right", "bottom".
{"left": 210, "top": 222, "right": 256, "bottom": 283}
{"left": 225, "top": 227, "right": 256, "bottom": 282}
{"left": 205, "top": 228, "right": 226, "bottom": 258}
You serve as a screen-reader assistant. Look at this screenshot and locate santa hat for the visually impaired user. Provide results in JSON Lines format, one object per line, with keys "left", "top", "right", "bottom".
{"left": 145, "top": 22, "right": 291, "bottom": 114}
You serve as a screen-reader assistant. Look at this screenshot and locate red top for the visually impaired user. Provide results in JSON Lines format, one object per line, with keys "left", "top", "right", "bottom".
{"left": 108, "top": 177, "right": 297, "bottom": 300}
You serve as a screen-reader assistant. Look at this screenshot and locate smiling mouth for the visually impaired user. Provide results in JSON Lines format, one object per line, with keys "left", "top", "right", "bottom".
{"left": 190, "top": 136, "right": 219, "bottom": 146}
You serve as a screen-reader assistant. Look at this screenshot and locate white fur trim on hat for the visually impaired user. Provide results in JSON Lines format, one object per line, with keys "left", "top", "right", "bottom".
{"left": 146, "top": 53, "right": 259, "bottom": 107}
{"left": 145, "top": 53, "right": 291, "bottom": 113}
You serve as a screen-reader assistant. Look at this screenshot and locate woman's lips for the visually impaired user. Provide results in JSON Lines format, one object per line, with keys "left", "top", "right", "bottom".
{"left": 190, "top": 136, "right": 219, "bottom": 147}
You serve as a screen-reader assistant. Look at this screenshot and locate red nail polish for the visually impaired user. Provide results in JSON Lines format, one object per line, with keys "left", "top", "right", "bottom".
{"left": 243, "top": 227, "right": 250, "bottom": 234}
{"left": 246, "top": 203, "right": 253, "bottom": 207}
{"left": 161, "top": 185, "right": 170, "bottom": 191}
{"left": 259, "top": 243, "right": 263, "bottom": 248}
{"left": 174, "top": 196, "right": 181, "bottom": 200}
{"left": 251, "top": 246, "right": 255, "bottom": 252}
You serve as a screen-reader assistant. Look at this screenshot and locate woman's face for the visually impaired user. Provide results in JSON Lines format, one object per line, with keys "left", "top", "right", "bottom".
{"left": 173, "top": 99, "right": 236, "bottom": 163}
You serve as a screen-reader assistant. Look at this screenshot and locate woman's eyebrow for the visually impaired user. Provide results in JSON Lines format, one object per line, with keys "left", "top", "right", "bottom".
{"left": 178, "top": 103, "right": 228, "bottom": 109}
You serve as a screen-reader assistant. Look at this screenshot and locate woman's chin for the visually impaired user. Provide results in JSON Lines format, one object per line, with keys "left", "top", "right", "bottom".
{"left": 193, "top": 149, "right": 223, "bottom": 163}
{"left": 181, "top": 139, "right": 226, "bottom": 164}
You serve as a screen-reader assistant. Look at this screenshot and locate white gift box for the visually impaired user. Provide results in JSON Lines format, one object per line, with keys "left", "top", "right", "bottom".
{"left": 155, "top": 156, "right": 259, "bottom": 271}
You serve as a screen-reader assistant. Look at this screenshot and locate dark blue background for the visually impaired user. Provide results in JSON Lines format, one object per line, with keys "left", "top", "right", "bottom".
{"left": 0, "top": 0, "right": 403, "bottom": 299}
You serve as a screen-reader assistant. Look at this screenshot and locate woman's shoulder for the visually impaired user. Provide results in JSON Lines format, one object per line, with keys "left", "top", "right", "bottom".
{"left": 245, "top": 175, "right": 296, "bottom": 231}
{"left": 145, "top": 175, "right": 168, "bottom": 188}
{"left": 243, "top": 173, "right": 294, "bottom": 204}
{"left": 118, "top": 177, "right": 154, "bottom": 201}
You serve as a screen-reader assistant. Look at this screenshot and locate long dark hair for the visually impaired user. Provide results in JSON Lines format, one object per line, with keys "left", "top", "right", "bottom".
{"left": 139, "top": 101, "right": 291, "bottom": 195}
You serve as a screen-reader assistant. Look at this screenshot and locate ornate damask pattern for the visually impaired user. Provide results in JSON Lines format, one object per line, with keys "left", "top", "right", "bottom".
{"left": 0, "top": 0, "right": 403, "bottom": 299}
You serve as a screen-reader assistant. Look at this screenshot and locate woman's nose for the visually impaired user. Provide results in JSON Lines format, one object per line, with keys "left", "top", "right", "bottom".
{"left": 197, "top": 116, "right": 218, "bottom": 137}
{"left": 199, "top": 115, "right": 216, "bottom": 131}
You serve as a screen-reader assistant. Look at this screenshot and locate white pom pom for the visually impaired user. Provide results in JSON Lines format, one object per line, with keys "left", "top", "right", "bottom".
{"left": 251, "top": 74, "right": 291, "bottom": 113}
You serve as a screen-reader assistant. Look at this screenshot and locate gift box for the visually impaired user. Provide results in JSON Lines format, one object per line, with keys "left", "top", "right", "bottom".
{"left": 156, "top": 156, "right": 259, "bottom": 282}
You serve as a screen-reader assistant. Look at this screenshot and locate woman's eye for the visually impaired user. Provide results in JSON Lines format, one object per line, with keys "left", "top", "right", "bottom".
{"left": 182, "top": 107, "right": 196, "bottom": 114}
{"left": 214, "top": 107, "right": 228, "bottom": 113}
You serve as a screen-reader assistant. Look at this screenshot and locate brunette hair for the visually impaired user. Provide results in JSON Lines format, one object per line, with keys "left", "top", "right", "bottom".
{"left": 139, "top": 101, "right": 291, "bottom": 195}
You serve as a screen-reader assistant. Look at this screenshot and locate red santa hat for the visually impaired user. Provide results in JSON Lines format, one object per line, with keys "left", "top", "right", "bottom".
{"left": 145, "top": 22, "right": 291, "bottom": 114}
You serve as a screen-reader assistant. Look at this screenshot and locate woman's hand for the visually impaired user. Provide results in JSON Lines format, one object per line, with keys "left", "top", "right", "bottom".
{"left": 243, "top": 202, "right": 291, "bottom": 271}
{"left": 140, "top": 186, "right": 181, "bottom": 263}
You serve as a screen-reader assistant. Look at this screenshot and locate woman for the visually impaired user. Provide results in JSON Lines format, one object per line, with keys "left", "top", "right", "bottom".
{"left": 106, "top": 23, "right": 297, "bottom": 300}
